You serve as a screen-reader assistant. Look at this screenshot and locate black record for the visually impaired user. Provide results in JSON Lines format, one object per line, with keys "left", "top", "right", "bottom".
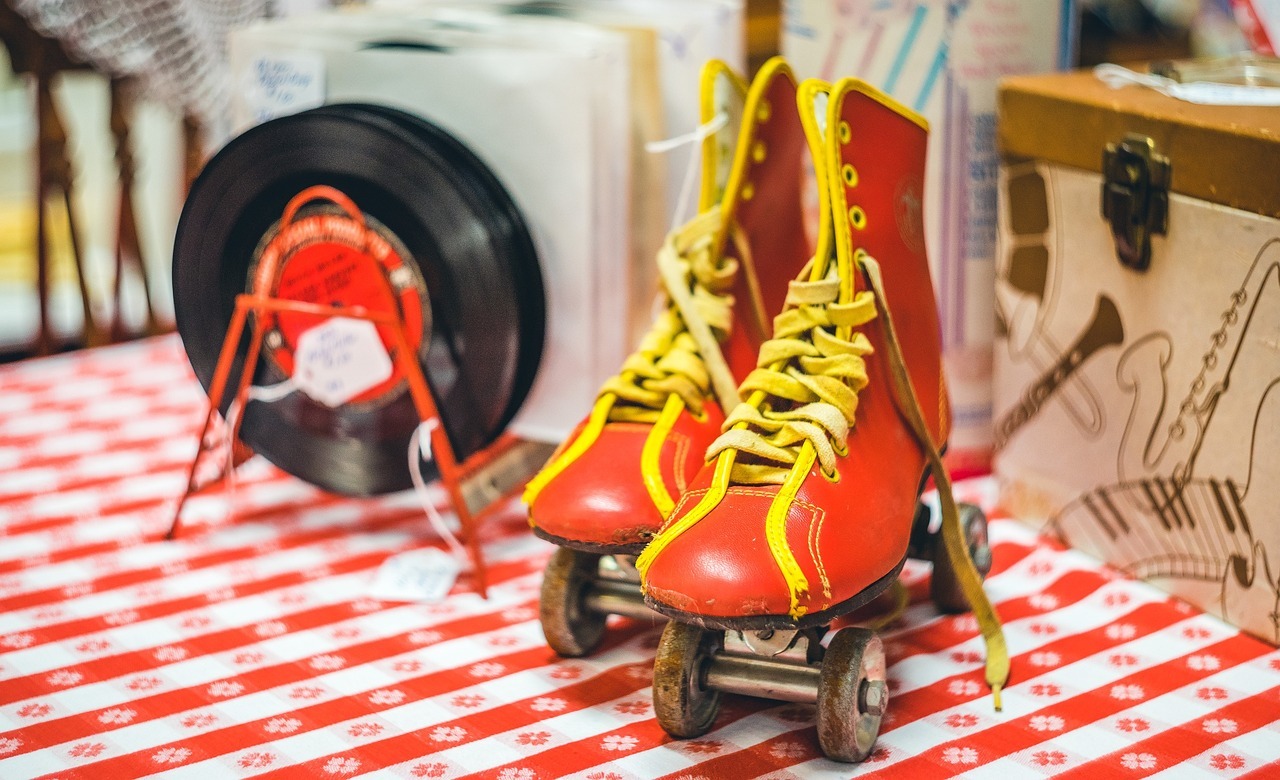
{"left": 173, "top": 103, "right": 545, "bottom": 496}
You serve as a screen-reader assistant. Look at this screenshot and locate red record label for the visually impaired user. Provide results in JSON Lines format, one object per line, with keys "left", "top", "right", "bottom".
{"left": 250, "top": 188, "right": 429, "bottom": 406}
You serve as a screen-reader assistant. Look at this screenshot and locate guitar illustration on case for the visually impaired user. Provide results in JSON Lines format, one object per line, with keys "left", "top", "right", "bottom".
{"left": 1049, "top": 240, "right": 1280, "bottom": 642}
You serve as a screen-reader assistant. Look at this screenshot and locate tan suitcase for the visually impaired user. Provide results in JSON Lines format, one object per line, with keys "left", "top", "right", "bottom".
{"left": 994, "top": 68, "right": 1280, "bottom": 644}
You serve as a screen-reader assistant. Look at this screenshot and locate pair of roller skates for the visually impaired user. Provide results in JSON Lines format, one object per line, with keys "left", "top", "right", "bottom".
{"left": 524, "top": 57, "right": 1008, "bottom": 763}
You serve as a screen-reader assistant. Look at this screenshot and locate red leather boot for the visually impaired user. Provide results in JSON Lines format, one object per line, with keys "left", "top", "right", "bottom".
{"left": 640, "top": 77, "right": 1008, "bottom": 762}
{"left": 526, "top": 57, "right": 813, "bottom": 656}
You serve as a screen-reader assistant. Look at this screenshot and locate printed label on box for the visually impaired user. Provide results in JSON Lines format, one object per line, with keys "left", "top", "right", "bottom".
{"left": 244, "top": 51, "right": 326, "bottom": 123}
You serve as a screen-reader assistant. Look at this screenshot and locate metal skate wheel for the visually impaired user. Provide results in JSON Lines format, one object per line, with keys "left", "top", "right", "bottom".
{"left": 931, "top": 503, "right": 993, "bottom": 614}
{"left": 817, "top": 627, "right": 887, "bottom": 763}
{"left": 653, "top": 621, "right": 723, "bottom": 738}
{"left": 540, "top": 548, "right": 607, "bottom": 657}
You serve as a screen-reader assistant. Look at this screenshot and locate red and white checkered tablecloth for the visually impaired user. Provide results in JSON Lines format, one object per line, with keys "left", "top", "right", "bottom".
{"left": 1, "top": 336, "right": 1278, "bottom": 779}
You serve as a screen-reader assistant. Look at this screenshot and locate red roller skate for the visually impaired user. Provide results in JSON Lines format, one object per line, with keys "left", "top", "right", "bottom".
{"left": 638, "top": 77, "right": 1008, "bottom": 762}
{"left": 525, "top": 57, "right": 813, "bottom": 657}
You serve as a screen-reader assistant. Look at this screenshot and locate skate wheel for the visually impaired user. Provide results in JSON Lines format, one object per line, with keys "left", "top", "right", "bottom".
{"left": 540, "top": 548, "right": 607, "bottom": 657}
{"left": 931, "top": 502, "right": 992, "bottom": 614}
{"left": 653, "top": 621, "right": 722, "bottom": 739}
{"left": 817, "top": 627, "right": 886, "bottom": 763}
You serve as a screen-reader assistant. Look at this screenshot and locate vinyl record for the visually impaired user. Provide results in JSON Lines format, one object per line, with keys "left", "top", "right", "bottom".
{"left": 173, "top": 103, "right": 545, "bottom": 496}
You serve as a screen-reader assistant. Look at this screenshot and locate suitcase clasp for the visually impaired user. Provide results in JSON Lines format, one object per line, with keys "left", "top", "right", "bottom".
{"left": 1101, "top": 134, "right": 1170, "bottom": 272}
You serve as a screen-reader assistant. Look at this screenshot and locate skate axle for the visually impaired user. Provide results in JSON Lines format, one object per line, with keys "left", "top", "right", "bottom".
{"left": 859, "top": 678, "right": 887, "bottom": 718}
{"left": 583, "top": 578, "right": 656, "bottom": 621}
{"left": 704, "top": 653, "right": 821, "bottom": 703}
{"left": 739, "top": 627, "right": 802, "bottom": 656}
{"left": 653, "top": 622, "right": 888, "bottom": 763}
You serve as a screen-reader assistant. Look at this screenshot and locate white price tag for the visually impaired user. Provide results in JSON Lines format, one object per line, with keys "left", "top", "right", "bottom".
{"left": 293, "top": 318, "right": 393, "bottom": 407}
{"left": 369, "top": 548, "right": 461, "bottom": 603}
{"left": 244, "top": 50, "right": 326, "bottom": 122}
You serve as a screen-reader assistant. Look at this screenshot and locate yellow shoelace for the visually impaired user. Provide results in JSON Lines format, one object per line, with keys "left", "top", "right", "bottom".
{"left": 523, "top": 207, "right": 749, "bottom": 514}
{"left": 706, "top": 265, "right": 876, "bottom": 484}
{"left": 857, "top": 255, "right": 1009, "bottom": 709}
{"left": 600, "top": 206, "right": 744, "bottom": 425}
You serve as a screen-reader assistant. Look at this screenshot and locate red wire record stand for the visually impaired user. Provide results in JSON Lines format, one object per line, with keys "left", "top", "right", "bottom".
{"left": 167, "top": 185, "right": 539, "bottom": 598}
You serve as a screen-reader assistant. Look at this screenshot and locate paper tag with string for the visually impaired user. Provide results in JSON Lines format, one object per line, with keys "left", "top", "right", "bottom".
{"left": 408, "top": 419, "right": 472, "bottom": 570}
{"left": 369, "top": 548, "right": 461, "bottom": 603}
{"left": 646, "top": 111, "right": 730, "bottom": 233}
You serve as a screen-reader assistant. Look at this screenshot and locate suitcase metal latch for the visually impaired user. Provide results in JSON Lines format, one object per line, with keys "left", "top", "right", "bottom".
{"left": 1101, "top": 134, "right": 1170, "bottom": 272}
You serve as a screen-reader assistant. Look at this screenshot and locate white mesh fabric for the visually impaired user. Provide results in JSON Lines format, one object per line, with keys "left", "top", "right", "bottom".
{"left": 11, "top": 0, "right": 270, "bottom": 130}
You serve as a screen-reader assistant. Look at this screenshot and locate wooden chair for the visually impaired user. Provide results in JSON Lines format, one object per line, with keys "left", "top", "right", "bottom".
{"left": 1, "top": 3, "right": 178, "bottom": 354}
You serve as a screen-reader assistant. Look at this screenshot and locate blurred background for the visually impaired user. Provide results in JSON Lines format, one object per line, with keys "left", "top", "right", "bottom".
{"left": 0, "top": 0, "right": 1260, "bottom": 361}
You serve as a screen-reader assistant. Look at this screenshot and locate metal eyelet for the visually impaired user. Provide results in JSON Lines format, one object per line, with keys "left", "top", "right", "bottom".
{"left": 849, "top": 206, "right": 867, "bottom": 230}
{"left": 821, "top": 467, "right": 841, "bottom": 483}
{"left": 752, "top": 139, "right": 767, "bottom": 163}
{"left": 841, "top": 164, "right": 858, "bottom": 187}
{"left": 742, "top": 182, "right": 756, "bottom": 201}
{"left": 690, "top": 406, "right": 710, "bottom": 423}
{"left": 838, "top": 120, "right": 851, "bottom": 144}
{"left": 756, "top": 99, "right": 771, "bottom": 123}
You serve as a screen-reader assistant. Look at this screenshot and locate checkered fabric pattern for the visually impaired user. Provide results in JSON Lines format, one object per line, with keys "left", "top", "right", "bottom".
{"left": 1, "top": 336, "right": 1278, "bottom": 778}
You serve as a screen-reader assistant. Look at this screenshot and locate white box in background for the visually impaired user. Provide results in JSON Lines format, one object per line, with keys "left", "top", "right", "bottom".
{"left": 379, "top": 0, "right": 746, "bottom": 225}
{"left": 229, "top": 9, "right": 632, "bottom": 443}
{"left": 377, "top": 0, "right": 746, "bottom": 346}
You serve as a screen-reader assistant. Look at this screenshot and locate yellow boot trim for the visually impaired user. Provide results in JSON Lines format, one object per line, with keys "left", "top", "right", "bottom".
{"left": 647, "top": 262, "right": 876, "bottom": 613}
{"left": 766, "top": 441, "right": 815, "bottom": 619}
{"left": 526, "top": 200, "right": 740, "bottom": 516}
{"left": 636, "top": 449, "right": 736, "bottom": 578}
{"left": 860, "top": 254, "right": 1009, "bottom": 711}
{"left": 832, "top": 76, "right": 929, "bottom": 132}
{"left": 525, "top": 210, "right": 734, "bottom": 509}
{"left": 698, "top": 60, "right": 748, "bottom": 211}
{"left": 640, "top": 394, "right": 685, "bottom": 517}
{"left": 797, "top": 78, "right": 836, "bottom": 273}
{"left": 711, "top": 56, "right": 798, "bottom": 265}
{"left": 523, "top": 393, "right": 614, "bottom": 508}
